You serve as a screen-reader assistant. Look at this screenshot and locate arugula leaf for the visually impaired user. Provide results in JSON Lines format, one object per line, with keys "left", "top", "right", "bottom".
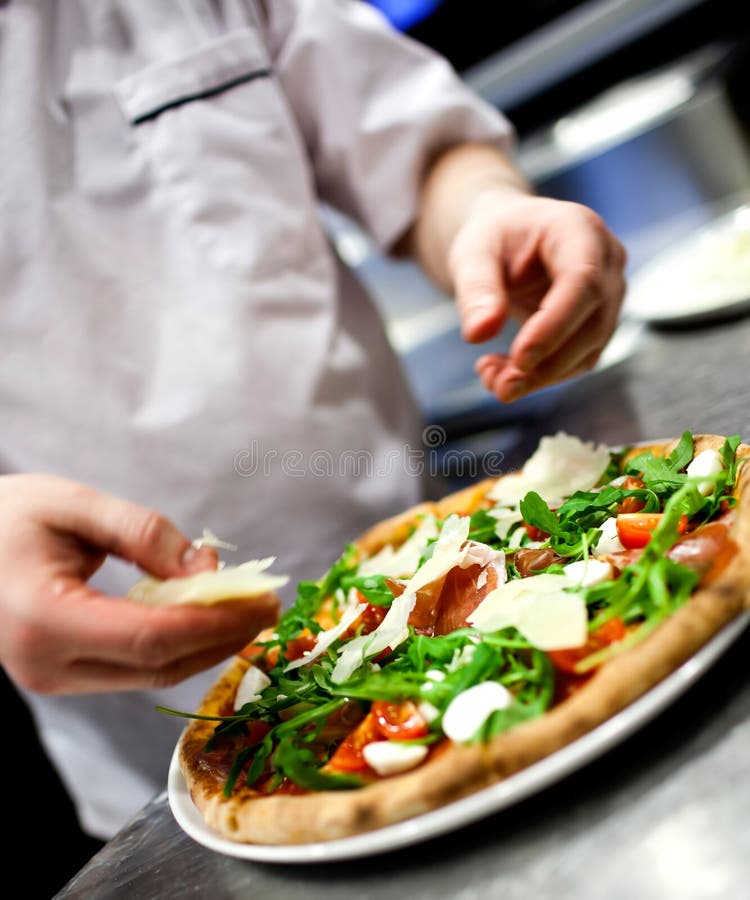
{"left": 273, "top": 736, "right": 362, "bottom": 791}
{"left": 340, "top": 573, "right": 394, "bottom": 607}
{"left": 467, "top": 509, "right": 504, "bottom": 546}
{"left": 519, "top": 491, "right": 602, "bottom": 558}
{"left": 625, "top": 431, "right": 693, "bottom": 496}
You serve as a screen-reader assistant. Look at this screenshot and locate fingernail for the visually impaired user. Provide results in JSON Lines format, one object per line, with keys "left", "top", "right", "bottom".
{"left": 504, "top": 379, "right": 526, "bottom": 402}
{"left": 181, "top": 545, "right": 218, "bottom": 573}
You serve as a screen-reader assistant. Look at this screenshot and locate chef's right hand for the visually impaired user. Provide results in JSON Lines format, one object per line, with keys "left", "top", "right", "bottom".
{"left": 0, "top": 474, "right": 280, "bottom": 695}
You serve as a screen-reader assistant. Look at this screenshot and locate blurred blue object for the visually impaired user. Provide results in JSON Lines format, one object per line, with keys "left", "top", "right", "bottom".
{"left": 365, "top": 0, "right": 443, "bottom": 32}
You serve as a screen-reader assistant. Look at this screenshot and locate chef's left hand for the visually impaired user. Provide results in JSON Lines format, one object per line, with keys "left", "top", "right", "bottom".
{"left": 449, "top": 191, "right": 627, "bottom": 403}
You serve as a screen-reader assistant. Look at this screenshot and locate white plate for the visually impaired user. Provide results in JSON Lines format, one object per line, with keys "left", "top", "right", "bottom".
{"left": 168, "top": 610, "right": 749, "bottom": 864}
{"left": 624, "top": 203, "right": 750, "bottom": 325}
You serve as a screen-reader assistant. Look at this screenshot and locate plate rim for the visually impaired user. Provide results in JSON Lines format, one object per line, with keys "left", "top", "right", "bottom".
{"left": 624, "top": 201, "right": 750, "bottom": 325}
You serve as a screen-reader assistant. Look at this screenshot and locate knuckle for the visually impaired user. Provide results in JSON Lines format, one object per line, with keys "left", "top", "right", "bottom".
{"left": 131, "top": 510, "right": 169, "bottom": 554}
{"left": 129, "top": 620, "right": 173, "bottom": 668}
{"left": 149, "top": 665, "right": 184, "bottom": 690}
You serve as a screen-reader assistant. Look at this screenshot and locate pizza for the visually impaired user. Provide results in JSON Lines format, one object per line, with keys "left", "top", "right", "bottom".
{"left": 164, "top": 431, "right": 750, "bottom": 846}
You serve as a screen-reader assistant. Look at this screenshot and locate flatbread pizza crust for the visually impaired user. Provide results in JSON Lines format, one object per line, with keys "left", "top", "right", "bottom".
{"left": 178, "top": 434, "right": 750, "bottom": 844}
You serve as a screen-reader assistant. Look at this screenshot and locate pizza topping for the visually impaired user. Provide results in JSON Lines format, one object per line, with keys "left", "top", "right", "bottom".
{"left": 547, "top": 617, "right": 628, "bottom": 675}
{"left": 593, "top": 516, "right": 625, "bottom": 555}
{"left": 331, "top": 515, "right": 481, "bottom": 683}
{"left": 356, "top": 516, "right": 439, "bottom": 578}
{"left": 441, "top": 681, "right": 513, "bottom": 744}
{"left": 468, "top": 573, "right": 588, "bottom": 651}
{"left": 362, "top": 741, "right": 429, "bottom": 776}
{"left": 284, "top": 597, "right": 367, "bottom": 672}
{"left": 666, "top": 522, "right": 738, "bottom": 584}
{"left": 372, "top": 699, "right": 430, "bottom": 740}
{"left": 487, "top": 432, "right": 611, "bottom": 506}
{"left": 616, "top": 512, "right": 689, "bottom": 550}
{"left": 234, "top": 665, "right": 272, "bottom": 710}
{"left": 686, "top": 448, "right": 725, "bottom": 495}
{"left": 167, "top": 431, "right": 746, "bottom": 800}
{"left": 562, "top": 558, "right": 614, "bottom": 587}
{"left": 514, "top": 547, "right": 563, "bottom": 577}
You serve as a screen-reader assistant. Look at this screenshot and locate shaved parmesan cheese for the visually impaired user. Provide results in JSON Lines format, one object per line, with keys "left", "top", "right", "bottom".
{"left": 488, "top": 432, "right": 611, "bottom": 506}
{"left": 362, "top": 741, "right": 428, "bottom": 775}
{"left": 330, "top": 590, "right": 416, "bottom": 684}
{"left": 488, "top": 507, "right": 524, "bottom": 541}
{"left": 192, "top": 528, "right": 238, "bottom": 552}
{"left": 331, "top": 515, "right": 471, "bottom": 684}
{"left": 284, "top": 599, "right": 366, "bottom": 672}
{"left": 234, "top": 665, "right": 271, "bottom": 710}
{"left": 461, "top": 541, "right": 505, "bottom": 571}
{"left": 406, "top": 514, "right": 471, "bottom": 594}
{"left": 468, "top": 572, "right": 587, "bottom": 650}
{"left": 127, "top": 557, "right": 288, "bottom": 606}
{"left": 442, "top": 681, "right": 512, "bottom": 744}
{"left": 356, "top": 516, "right": 439, "bottom": 578}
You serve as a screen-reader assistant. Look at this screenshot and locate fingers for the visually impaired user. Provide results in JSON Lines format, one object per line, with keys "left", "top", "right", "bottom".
{"left": 40, "top": 480, "right": 218, "bottom": 580}
{"left": 59, "top": 586, "right": 281, "bottom": 668}
{"left": 50, "top": 639, "right": 251, "bottom": 694}
{"left": 5, "top": 584, "right": 280, "bottom": 694}
{"left": 508, "top": 212, "right": 626, "bottom": 375}
{"left": 450, "top": 227, "right": 508, "bottom": 344}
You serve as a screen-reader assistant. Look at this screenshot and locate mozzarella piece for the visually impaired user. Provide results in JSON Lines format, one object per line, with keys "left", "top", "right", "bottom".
{"left": 284, "top": 599, "right": 366, "bottom": 672}
{"left": 594, "top": 516, "right": 625, "bottom": 555}
{"left": 362, "top": 741, "right": 428, "bottom": 776}
{"left": 356, "top": 516, "right": 439, "bottom": 578}
{"left": 686, "top": 448, "right": 725, "bottom": 495}
{"left": 487, "top": 432, "right": 611, "bottom": 506}
{"left": 234, "top": 665, "right": 271, "bottom": 710}
{"left": 563, "top": 558, "right": 614, "bottom": 587}
{"left": 468, "top": 573, "right": 587, "bottom": 650}
{"left": 442, "top": 681, "right": 513, "bottom": 744}
{"left": 127, "top": 557, "right": 288, "bottom": 606}
{"left": 417, "top": 700, "right": 441, "bottom": 723}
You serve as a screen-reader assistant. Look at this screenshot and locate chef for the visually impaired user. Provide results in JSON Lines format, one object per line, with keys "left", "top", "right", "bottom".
{"left": 0, "top": 0, "right": 625, "bottom": 843}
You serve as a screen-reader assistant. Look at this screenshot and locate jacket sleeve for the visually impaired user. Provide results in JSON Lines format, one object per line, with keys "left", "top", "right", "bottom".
{"left": 263, "top": 0, "right": 514, "bottom": 252}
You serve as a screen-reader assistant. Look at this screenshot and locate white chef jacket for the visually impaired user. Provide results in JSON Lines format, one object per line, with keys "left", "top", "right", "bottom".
{"left": 0, "top": 0, "right": 512, "bottom": 838}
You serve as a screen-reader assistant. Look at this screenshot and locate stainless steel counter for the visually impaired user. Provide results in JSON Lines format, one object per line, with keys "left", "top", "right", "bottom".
{"left": 55, "top": 312, "right": 750, "bottom": 900}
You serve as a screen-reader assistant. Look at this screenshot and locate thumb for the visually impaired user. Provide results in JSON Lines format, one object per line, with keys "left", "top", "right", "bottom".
{"left": 452, "top": 242, "right": 507, "bottom": 344}
{"left": 45, "top": 481, "right": 217, "bottom": 580}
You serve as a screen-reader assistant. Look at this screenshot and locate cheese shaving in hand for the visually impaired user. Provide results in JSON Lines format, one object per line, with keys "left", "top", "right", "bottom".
{"left": 127, "top": 557, "right": 288, "bottom": 606}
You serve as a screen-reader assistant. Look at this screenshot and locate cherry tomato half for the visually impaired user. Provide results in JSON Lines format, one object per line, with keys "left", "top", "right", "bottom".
{"left": 616, "top": 512, "right": 688, "bottom": 550}
{"left": 371, "top": 700, "right": 429, "bottom": 741}
{"left": 547, "top": 617, "right": 627, "bottom": 674}
{"left": 327, "top": 711, "right": 380, "bottom": 772}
